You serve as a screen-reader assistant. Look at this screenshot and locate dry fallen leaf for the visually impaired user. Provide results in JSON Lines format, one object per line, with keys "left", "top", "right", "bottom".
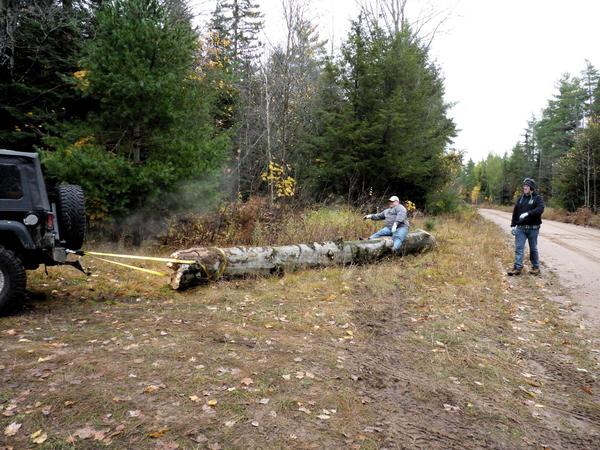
{"left": 580, "top": 386, "right": 594, "bottom": 395}
{"left": 190, "top": 433, "right": 208, "bottom": 443}
{"left": 201, "top": 404, "right": 216, "bottom": 415}
{"left": 240, "top": 377, "right": 253, "bottom": 386}
{"left": 149, "top": 428, "right": 169, "bottom": 438}
{"left": 143, "top": 385, "right": 162, "bottom": 394}
{"left": 4, "top": 422, "right": 21, "bottom": 437}
{"left": 155, "top": 442, "right": 179, "bottom": 450}
{"left": 94, "top": 430, "right": 107, "bottom": 441}
{"left": 74, "top": 427, "right": 94, "bottom": 440}
{"left": 518, "top": 386, "right": 536, "bottom": 397}
{"left": 443, "top": 404, "right": 460, "bottom": 412}
{"left": 189, "top": 395, "right": 201, "bottom": 403}
{"left": 2, "top": 403, "right": 17, "bottom": 417}
{"left": 30, "top": 429, "right": 48, "bottom": 444}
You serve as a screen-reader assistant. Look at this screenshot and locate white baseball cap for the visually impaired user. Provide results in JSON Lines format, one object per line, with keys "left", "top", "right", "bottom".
{"left": 388, "top": 195, "right": 399, "bottom": 202}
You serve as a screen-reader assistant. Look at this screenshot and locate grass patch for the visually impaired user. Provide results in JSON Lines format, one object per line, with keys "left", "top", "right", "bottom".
{"left": 1, "top": 208, "right": 599, "bottom": 448}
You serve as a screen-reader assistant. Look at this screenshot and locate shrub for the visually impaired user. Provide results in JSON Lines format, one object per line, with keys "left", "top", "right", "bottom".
{"left": 424, "top": 218, "right": 436, "bottom": 231}
{"left": 425, "top": 186, "right": 462, "bottom": 215}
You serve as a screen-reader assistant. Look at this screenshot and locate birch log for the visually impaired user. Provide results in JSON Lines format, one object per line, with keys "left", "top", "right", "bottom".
{"left": 168, "top": 229, "right": 435, "bottom": 290}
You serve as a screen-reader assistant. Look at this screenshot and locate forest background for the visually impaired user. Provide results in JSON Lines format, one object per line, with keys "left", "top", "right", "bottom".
{"left": 1, "top": 0, "right": 599, "bottom": 239}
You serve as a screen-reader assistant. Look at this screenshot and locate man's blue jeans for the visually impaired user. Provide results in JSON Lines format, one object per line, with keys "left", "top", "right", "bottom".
{"left": 369, "top": 226, "right": 409, "bottom": 252}
{"left": 514, "top": 227, "right": 540, "bottom": 270}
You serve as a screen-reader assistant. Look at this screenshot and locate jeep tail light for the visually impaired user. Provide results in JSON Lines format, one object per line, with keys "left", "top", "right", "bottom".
{"left": 46, "top": 212, "right": 55, "bottom": 231}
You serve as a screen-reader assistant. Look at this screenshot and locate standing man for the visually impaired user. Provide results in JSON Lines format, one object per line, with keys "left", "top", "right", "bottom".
{"left": 364, "top": 196, "right": 410, "bottom": 253}
{"left": 508, "top": 178, "right": 545, "bottom": 276}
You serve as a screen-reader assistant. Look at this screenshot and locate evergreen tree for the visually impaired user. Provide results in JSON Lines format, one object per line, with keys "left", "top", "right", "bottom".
{"left": 581, "top": 61, "right": 600, "bottom": 121}
{"left": 0, "top": 0, "right": 91, "bottom": 151}
{"left": 211, "top": 0, "right": 263, "bottom": 67}
{"left": 534, "top": 75, "right": 585, "bottom": 199}
{"left": 460, "top": 159, "right": 477, "bottom": 202}
{"left": 309, "top": 16, "right": 456, "bottom": 205}
{"left": 42, "top": 0, "right": 228, "bottom": 218}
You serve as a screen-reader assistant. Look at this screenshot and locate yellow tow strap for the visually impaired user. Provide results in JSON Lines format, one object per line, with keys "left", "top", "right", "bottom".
{"left": 84, "top": 251, "right": 195, "bottom": 265}
{"left": 92, "top": 256, "right": 168, "bottom": 277}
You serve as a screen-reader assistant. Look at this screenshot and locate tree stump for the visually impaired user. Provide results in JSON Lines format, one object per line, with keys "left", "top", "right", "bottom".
{"left": 168, "top": 229, "right": 436, "bottom": 290}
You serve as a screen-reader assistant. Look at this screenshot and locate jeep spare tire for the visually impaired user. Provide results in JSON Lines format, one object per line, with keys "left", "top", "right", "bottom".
{"left": 56, "top": 184, "right": 86, "bottom": 250}
{"left": 0, "top": 246, "right": 26, "bottom": 314}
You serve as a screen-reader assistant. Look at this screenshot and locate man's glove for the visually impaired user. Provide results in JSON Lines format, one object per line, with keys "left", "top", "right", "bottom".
{"left": 391, "top": 223, "right": 398, "bottom": 233}
{"left": 363, "top": 214, "right": 372, "bottom": 220}
{"left": 519, "top": 212, "right": 529, "bottom": 220}
{"left": 511, "top": 226, "right": 516, "bottom": 236}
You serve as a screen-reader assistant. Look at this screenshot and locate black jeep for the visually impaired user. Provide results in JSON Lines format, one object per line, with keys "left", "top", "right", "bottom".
{"left": 0, "top": 149, "right": 85, "bottom": 313}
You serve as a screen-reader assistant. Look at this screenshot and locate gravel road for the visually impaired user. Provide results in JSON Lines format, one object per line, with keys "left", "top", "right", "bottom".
{"left": 479, "top": 208, "right": 600, "bottom": 327}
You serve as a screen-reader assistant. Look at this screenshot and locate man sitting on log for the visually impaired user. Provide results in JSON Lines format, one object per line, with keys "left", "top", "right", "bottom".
{"left": 364, "top": 195, "right": 410, "bottom": 253}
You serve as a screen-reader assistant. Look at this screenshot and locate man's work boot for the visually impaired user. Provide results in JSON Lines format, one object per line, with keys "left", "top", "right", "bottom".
{"left": 507, "top": 267, "right": 522, "bottom": 276}
{"left": 530, "top": 267, "right": 541, "bottom": 276}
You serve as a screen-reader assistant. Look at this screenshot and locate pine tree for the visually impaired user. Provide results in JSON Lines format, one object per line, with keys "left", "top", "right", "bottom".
{"left": 534, "top": 75, "right": 585, "bottom": 199}
{"left": 41, "top": 0, "right": 228, "bottom": 218}
{"left": 309, "top": 16, "right": 456, "bottom": 205}
{"left": 0, "top": 0, "right": 91, "bottom": 150}
{"left": 209, "top": 0, "right": 263, "bottom": 69}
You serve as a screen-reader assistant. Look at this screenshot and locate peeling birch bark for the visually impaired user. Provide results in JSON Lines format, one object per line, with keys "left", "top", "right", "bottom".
{"left": 168, "top": 229, "right": 436, "bottom": 290}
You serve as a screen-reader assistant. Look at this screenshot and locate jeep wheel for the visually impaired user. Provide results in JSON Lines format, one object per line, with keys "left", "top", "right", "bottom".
{"left": 56, "top": 184, "right": 86, "bottom": 250}
{"left": 0, "top": 246, "right": 26, "bottom": 314}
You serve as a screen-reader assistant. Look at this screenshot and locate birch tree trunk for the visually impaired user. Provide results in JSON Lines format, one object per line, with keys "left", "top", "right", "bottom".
{"left": 168, "top": 229, "right": 435, "bottom": 290}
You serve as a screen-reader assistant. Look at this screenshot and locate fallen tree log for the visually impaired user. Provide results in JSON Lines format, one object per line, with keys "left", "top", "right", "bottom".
{"left": 168, "top": 229, "right": 435, "bottom": 290}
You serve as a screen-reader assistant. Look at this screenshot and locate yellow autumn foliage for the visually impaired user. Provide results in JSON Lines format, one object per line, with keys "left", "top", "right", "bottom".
{"left": 72, "top": 69, "right": 90, "bottom": 91}
{"left": 261, "top": 161, "right": 296, "bottom": 198}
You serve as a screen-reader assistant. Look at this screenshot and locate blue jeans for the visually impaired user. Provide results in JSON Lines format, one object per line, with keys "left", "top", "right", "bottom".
{"left": 369, "top": 226, "right": 409, "bottom": 252}
{"left": 514, "top": 227, "right": 539, "bottom": 269}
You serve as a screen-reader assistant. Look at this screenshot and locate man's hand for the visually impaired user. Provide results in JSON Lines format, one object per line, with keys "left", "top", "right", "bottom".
{"left": 519, "top": 212, "right": 529, "bottom": 220}
{"left": 511, "top": 226, "right": 516, "bottom": 236}
{"left": 391, "top": 223, "right": 398, "bottom": 233}
{"left": 363, "top": 214, "right": 372, "bottom": 220}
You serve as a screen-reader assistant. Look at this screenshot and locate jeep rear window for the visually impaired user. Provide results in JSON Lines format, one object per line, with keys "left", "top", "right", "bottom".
{"left": 0, "top": 164, "right": 23, "bottom": 199}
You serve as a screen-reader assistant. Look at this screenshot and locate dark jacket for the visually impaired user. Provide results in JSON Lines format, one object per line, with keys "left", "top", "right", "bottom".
{"left": 511, "top": 192, "right": 545, "bottom": 227}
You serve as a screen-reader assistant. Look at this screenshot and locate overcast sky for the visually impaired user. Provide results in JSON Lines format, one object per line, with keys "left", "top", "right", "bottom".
{"left": 191, "top": 0, "right": 600, "bottom": 162}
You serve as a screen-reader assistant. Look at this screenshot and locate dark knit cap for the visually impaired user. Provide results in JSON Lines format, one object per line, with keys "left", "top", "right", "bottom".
{"left": 523, "top": 178, "right": 536, "bottom": 190}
